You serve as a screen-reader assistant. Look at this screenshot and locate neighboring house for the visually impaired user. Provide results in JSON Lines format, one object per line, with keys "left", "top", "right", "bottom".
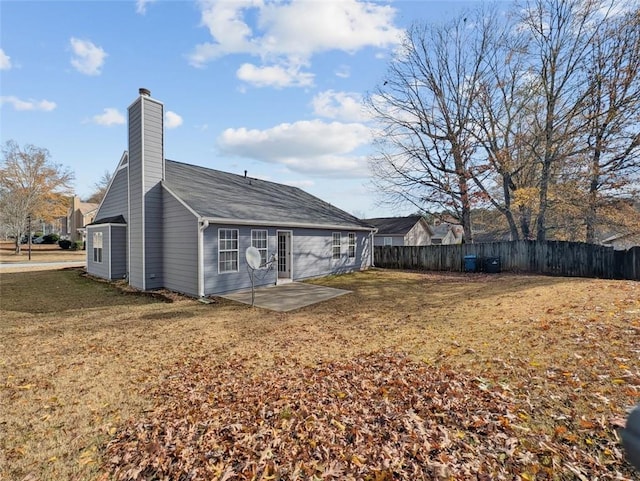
{"left": 430, "top": 221, "right": 464, "bottom": 245}
{"left": 66, "top": 196, "right": 99, "bottom": 242}
{"left": 364, "top": 216, "right": 433, "bottom": 246}
{"left": 86, "top": 89, "right": 375, "bottom": 297}
{"left": 601, "top": 232, "right": 640, "bottom": 251}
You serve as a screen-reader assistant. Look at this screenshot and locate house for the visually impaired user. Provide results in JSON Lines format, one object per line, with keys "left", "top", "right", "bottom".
{"left": 66, "top": 196, "right": 99, "bottom": 243}
{"left": 86, "top": 89, "right": 375, "bottom": 298}
{"left": 601, "top": 232, "right": 640, "bottom": 250}
{"left": 364, "top": 216, "right": 432, "bottom": 246}
{"left": 431, "top": 220, "right": 464, "bottom": 245}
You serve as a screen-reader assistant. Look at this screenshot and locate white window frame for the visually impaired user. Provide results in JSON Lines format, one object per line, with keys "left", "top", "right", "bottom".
{"left": 251, "top": 229, "right": 268, "bottom": 267}
{"left": 384, "top": 237, "right": 393, "bottom": 246}
{"left": 332, "top": 232, "right": 341, "bottom": 260}
{"left": 348, "top": 232, "right": 356, "bottom": 259}
{"left": 93, "top": 231, "right": 103, "bottom": 263}
{"left": 218, "top": 228, "right": 239, "bottom": 273}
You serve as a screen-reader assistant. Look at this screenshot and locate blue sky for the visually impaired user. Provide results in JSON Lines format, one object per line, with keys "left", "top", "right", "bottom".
{"left": 1, "top": 0, "right": 495, "bottom": 218}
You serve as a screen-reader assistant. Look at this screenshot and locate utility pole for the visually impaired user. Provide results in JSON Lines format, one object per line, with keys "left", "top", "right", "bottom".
{"left": 27, "top": 215, "right": 32, "bottom": 261}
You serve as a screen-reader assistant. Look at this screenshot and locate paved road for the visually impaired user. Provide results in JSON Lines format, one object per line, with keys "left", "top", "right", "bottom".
{"left": 0, "top": 261, "right": 85, "bottom": 270}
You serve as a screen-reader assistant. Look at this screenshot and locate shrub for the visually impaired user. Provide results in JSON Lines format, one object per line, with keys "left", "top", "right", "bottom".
{"left": 71, "top": 240, "right": 85, "bottom": 251}
{"left": 58, "top": 239, "right": 72, "bottom": 250}
{"left": 43, "top": 233, "right": 60, "bottom": 244}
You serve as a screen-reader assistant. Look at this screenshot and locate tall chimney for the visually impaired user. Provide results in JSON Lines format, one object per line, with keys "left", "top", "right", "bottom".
{"left": 127, "top": 88, "right": 164, "bottom": 290}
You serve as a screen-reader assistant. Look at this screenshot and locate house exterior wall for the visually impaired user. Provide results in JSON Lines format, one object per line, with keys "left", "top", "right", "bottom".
{"left": 86, "top": 225, "right": 110, "bottom": 279}
{"left": 128, "top": 93, "right": 164, "bottom": 290}
{"left": 97, "top": 167, "right": 129, "bottom": 221}
{"left": 202, "top": 225, "right": 371, "bottom": 295}
{"left": 86, "top": 224, "right": 127, "bottom": 280}
{"left": 203, "top": 225, "right": 278, "bottom": 295}
{"left": 373, "top": 235, "right": 404, "bottom": 246}
{"left": 162, "top": 190, "right": 199, "bottom": 296}
{"left": 405, "top": 222, "right": 431, "bottom": 246}
{"left": 110, "top": 225, "right": 127, "bottom": 279}
{"left": 292, "top": 228, "right": 370, "bottom": 278}
{"left": 143, "top": 100, "right": 164, "bottom": 289}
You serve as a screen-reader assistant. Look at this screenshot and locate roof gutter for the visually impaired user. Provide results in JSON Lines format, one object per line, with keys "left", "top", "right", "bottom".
{"left": 201, "top": 216, "right": 375, "bottom": 232}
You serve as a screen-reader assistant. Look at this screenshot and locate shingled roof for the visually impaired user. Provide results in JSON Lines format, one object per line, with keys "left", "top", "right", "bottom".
{"left": 362, "top": 216, "right": 426, "bottom": 235}
{"left": 163, "top": 160, "right": 374, "bottom": 230}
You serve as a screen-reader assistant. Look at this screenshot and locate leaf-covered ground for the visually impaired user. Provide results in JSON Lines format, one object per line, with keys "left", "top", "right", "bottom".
{"left": 104, "top": 351, "right": 636, "bottom": 480}
{"left": 2, "top": 269, "right": 638, "bottom": 480}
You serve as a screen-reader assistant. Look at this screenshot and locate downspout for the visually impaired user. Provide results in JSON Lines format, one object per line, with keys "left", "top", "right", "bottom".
{"left": 370, "top": 229, "right": 377, "bottom": 267}
{"left": 198, "top": 219, "right": 209, "bottom": 298}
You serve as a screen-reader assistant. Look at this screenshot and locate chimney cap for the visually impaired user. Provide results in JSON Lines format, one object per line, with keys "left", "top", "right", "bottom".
{"left": 139, "top": 88, "right": 151, "bottom": 97}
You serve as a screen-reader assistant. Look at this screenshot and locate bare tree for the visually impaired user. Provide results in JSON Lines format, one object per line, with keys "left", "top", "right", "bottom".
{"left": 581, "top": 6, "right": 640, "bottom": 243}
{"left": 367, "top": 12, "right": 493, "bottom": 241}
{"left": 517, "top": 0, "right": 614, "bottom": 240}
{"left": 467, "top": 8, "right": 541, "bottom": 241}
{"left": 86, "top": 169, "right": 112, "bottom": 204}
{"left": 0, "top": 140, "right": 74, "bottom": 253}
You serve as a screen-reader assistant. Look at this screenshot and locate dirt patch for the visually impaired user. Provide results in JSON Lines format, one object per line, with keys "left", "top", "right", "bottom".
{"left": 1, "top": 269, "right": 638, "bottom": 480}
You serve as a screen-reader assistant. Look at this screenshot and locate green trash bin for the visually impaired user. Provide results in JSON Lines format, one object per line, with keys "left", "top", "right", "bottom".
{"left": 485, "top": 256, "right": 501, "bottom": 273}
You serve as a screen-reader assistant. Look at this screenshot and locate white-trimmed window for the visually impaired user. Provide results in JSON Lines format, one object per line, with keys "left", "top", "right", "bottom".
{"left": 93, "top": 231, "right": 103, "bottom": 263}
{"left": 251, "top": 229, "right": 268, "bottom": 266}
{"left": 332, "top": 233, "right": 341, "bottom": 259}
{"left": 218, "top": 229, "right": 239, "bottom": 273}
{"left": 348, "top": 232, "right": 356, "bottom": 258}
{"left": 384, "top": 237, "right": 393, "bottom": 246}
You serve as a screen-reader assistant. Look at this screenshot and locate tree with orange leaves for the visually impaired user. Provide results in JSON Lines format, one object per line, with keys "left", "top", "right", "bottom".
{"left": 0, "top": 140, "right": 74, "bottom": 254}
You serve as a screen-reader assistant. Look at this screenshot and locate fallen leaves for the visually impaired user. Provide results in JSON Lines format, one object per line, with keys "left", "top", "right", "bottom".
{"left": 103, "top": 352, "right": 637, "bottom": 480}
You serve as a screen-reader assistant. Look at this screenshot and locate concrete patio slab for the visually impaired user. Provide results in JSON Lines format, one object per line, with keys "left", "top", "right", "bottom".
{"left": 220, "top": 282, "right": 351, "bottom": 312}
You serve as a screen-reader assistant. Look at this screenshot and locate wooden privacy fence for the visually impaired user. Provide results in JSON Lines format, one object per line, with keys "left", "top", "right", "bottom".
{"left": 374, "top": 241, "right": 640, "bottom": 281}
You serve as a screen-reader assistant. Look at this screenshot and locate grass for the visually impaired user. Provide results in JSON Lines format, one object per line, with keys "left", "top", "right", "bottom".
{"left": 0, "top": 240, "right": 86, "bottom": 266}
{"left": 1, "top": 267, "right": 639, "bottom": 480}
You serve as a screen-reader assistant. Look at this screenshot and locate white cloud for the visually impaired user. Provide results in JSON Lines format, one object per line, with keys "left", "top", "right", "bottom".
{"left": 0, "top": 96, "right": 56, "bottom": 111}
{"left": 312, "top": 90, "right": 370, "bottom": 122}
{"left": 188, "top": 0, "right": 403, "bottom": 79}
{"left": 92, "top": 108, "right": 125, "bottom": 126}
{"left": 217, "top": 119, "right": 371, "bottom": 177}
{"left": 70, "top": 38, "right": 107, "bottom": 76}
{"left": 0, "top": 49, "right": 11, "bottom": 70}
{"left": 237, "top": 63, "right": 314, "bottom": 88}
{"left": 165, "top": 111, "right": 183, "bottom": 128}
{"left": 136, "top": 0, "right": 156, "bottom": 15}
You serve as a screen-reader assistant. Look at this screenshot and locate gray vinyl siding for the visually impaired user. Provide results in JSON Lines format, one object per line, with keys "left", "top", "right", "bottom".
{"left": 110, "top": 225, "right": 127, "bottom": 279}
{"left": 144, "top": 183, "right": 163, "bottom": 289}
{"left": 292, "top": 229, "right": 371, "bottom": 279}
{"left": 127, "top": 95, "right": 164, "bottom": 290}
{"left": 96, "top": 167, "right": 128, "bottom": 221}
{"left": 203, "top": 225, "right": 278, "bottom": 295}
{"left": 163, "top": 191, "right": 198, "bottom": 296}
{"left": 202, "top": 225, "right": 371, "bottom": 295}
{"left": 143, "top": 99, "right": 164, "bottom": 289}
{"left": 86, "top": 225, "right": 109, "bottom": 279}
{"left": 128, "top": 99, "right": 144, "bottom": 289}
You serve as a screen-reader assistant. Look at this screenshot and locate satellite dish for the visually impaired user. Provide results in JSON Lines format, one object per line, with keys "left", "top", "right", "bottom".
{"left": 246, "top": 246, "right": 261, "bottom": 270}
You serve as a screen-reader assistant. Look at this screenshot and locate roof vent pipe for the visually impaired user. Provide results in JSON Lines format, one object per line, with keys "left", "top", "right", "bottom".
{"left": 139, "top": 88, "right": 151, "bottom": 97}
{"left": 244, "top": 170, "right": 247, "bottom": 178}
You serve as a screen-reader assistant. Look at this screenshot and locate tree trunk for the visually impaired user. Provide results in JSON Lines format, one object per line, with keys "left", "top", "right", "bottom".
{"left": 585, "top": 148, "right": 601, "bottom": 244}
{"left": 519, "top": 205, "right": 533, "bottom": 240}
{"left": 502, "top": 174, "right": 520, "bottom": 241}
